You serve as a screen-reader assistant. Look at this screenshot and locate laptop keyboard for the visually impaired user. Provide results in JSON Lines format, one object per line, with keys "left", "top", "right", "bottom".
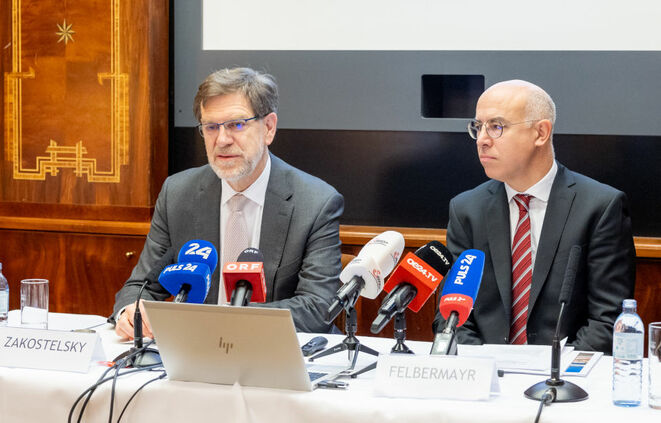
{"left": 308, "top": 371, "right": 328, "bottom": 382}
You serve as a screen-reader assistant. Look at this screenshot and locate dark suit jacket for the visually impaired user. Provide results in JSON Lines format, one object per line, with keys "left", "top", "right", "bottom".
{"left": 111, "top": 153, "right": 344, "bottom": 333}
{"left": 433, "top": 163, "right": 635, "bottom": 353}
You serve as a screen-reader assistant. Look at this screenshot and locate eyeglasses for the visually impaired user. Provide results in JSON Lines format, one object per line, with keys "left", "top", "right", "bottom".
{"left": 197, "top": 115, "right": 261, "bottom": 137}
{"left": 467, "top": 119, "right": 540, "bottom": 140}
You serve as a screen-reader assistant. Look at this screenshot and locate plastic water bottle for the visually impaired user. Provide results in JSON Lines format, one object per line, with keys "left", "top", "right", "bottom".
{"left": 612, "top": 298, "right": 644, "bottom": 406}
{"left": 0, "top": 263, "right": 8, "bottom": 326}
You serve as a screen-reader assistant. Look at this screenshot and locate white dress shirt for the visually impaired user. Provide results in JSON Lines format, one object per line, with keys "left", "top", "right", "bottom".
{"left": 504, "top": 160, "right": 558, "bottom": 270}
{"left": 218, "top": 156, "right": 271, "bottom": 303}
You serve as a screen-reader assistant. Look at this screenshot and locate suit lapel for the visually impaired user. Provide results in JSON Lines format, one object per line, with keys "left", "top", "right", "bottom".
{"left": 486, "top": 182, "right": 514, "bottom": 317}
{"left": 196, "top": 166, "right": 222, "bottom": 303}
{"left": 529, "top": 164, "right": 576, "bottom": 312}
{"left": 259, "top": 154, "right": 294, "bottom": 302}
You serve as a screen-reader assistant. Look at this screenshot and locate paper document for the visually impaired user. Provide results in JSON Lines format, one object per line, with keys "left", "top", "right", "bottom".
{"left": 457, "top": 342, "right": 602, "bottom": 377}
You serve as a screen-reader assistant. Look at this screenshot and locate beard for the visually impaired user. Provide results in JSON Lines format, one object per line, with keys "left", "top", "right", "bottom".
{"left": 209, "top": 144, "right": 266, "bottom": 183}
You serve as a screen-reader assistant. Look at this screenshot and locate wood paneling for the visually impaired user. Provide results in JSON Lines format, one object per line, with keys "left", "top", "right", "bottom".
{"left": 341, "top": 225, "right": 661, "bottom": 259}
{"left": 0, "top": 0, "right": 168, "bottom": 322}
{"left": 0, "top": 0, "right": 168, "bottom": 212}
{"left": 0, "top": 229, "right": 145, "bottom": 316}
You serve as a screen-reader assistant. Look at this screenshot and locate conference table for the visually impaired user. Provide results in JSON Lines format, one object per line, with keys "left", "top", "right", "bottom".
{"left": 0, "top": 311, "right": 659, "bottom": 423}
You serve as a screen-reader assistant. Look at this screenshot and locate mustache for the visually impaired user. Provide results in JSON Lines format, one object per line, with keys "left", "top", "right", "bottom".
{"left": 215, "top": 148, "right": 243, "bottom": 156}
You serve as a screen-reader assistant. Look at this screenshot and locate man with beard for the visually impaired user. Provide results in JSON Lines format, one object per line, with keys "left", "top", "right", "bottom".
{"left": 111, "top": 68, "right": 344, "bottom": 337}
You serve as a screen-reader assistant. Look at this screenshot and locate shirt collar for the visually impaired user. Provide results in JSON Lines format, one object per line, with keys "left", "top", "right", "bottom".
{"left": 505, "top": 160, "right": 558, "bottom": 203}
{"left": 221, "top": 154, "right": 271, "bottom": 207}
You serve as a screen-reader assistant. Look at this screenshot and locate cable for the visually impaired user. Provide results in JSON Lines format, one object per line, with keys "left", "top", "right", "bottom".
{"left": 68, "top": 366, "right": 157, "bottom": 422}
{"left": 108, "top": 354, "right": 126, "bottom": 422}
{"left": 533, "top": 389, "right": 555, "bottom": 423}
{"left": 116, "top": 370, "right": 167, "bottom": 422}
{"left": 109, "top": 339, "right": 160, "bottom": 423}
{"left": 68, "top": 342, "right": 161, "bottom": 423}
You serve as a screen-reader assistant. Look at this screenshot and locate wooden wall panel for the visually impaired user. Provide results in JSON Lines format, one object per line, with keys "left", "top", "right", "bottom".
{"left": 0, "top": 0, "right": 168, "bottom": 216}
{"left": 633, "top": 259, "right": 661, "bottom": 328}
{"left": 0, "top": 229, "right": 145, "bottom": 316}
{"left": 0, "top": 1, "right": 168, "bottom": 321}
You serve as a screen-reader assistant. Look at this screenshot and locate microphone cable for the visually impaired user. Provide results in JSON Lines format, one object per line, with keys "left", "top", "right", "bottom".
{"left": 108, "top": 339, "right": 164, "bottom": 423}
{"left": 68, "top": 341, "right": 162, "bottom": 423}
{"left": 116, "top": 370, "right": 167, "bottom": 422}
{"left": 533, "top": 388, "right": 555, "bottom": 423}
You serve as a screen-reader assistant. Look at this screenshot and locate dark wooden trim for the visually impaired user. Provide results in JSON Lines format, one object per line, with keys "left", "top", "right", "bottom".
{"left": 0, "top": 216, "right": 151, "bottom": 236}
{"left": 0, "top": 220, "right": 659, "bottom": 258}
{"left": 339, "top": 225, "right": 661, "bottom": 259}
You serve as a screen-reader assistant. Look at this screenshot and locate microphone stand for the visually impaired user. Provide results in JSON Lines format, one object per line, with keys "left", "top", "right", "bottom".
{"left": 309, "top": 306, "right": 380, "bottom": 371}
{"left": 112, "top": 281, "right": 162, "bottom": 368}
{"left": 524, "top": 301, "right": 588, "bottom": 402}
{"left": 391, "top": 311, "right": 414, "bottom": 354}
{"left": 351, "top": 311, "right": 414, "bottom": 378}
{"left": 430, "top": 312, "right": 458, "bottom": 355}
{"left": 525, "top": 245, "right": 586, "bottom": 403}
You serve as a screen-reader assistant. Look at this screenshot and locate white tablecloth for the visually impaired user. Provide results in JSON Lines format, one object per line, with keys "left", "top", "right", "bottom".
{"left": 0, "top": 311, "right": 659, "bottom": 422}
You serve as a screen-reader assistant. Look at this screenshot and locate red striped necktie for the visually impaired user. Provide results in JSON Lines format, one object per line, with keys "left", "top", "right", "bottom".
{"left": 510, "top": 194, "right": 533, "bottom": 345}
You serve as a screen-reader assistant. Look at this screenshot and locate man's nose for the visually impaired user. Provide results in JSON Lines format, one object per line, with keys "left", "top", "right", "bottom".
{"left": 475, "top": 125, "right": 494, "bottom": 147}
{"left": 213, "top": 126, "right": 233, "bottom": 146}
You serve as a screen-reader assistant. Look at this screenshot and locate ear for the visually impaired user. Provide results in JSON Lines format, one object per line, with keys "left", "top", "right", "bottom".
{"left": 263, "top": 112, "right": 278, "bottom": 146}
{"left": 534, "top": 119, "right": 553, "bottom": 147}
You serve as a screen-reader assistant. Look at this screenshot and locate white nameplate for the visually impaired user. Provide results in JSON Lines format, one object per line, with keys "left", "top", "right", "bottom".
{"left": 374, "top": 354, "right": 500, "bottom": 401}
{"left": 0, "top": 326, "right": 105, "bottom": 373}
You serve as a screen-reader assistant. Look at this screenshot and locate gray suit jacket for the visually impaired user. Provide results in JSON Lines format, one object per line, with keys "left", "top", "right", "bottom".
{"left": 433, "top": 163, "right": 635, "bottom": 353}
{"left": 112, "top": 153, "right": 344, "bottom": 332}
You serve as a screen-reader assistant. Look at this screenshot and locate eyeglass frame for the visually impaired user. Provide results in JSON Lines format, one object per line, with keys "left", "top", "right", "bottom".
{"left": 467, "top": 118, "right": 542, "bottom": 140}
{"left": 197, "top": 115, "right": 262, "bottom": 137}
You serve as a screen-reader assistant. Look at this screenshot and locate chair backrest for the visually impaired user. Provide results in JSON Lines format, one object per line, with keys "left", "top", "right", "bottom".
{"left": 341, "top": 253, "right": 356, "bottom": 269}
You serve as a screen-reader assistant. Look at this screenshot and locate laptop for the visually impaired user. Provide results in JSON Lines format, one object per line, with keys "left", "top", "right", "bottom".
{"left": 142, "top": 301, "right": 349, "bottom": 391}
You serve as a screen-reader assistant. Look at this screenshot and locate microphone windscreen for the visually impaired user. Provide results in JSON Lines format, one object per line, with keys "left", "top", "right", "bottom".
{"left": 414, "top": 240, "right": 454, "bottom": 275}
{"left": 237, "top": 247, "right": 264, "bottom": 262}
{"left": 158, "top": 263, "right": 211, "bottom": 303}
{"left": 382, "top": 241, "right": 452, "bottom": 313}
{"left": 177, "top": 240, "right": 219, "bottom": 274}
{"left": 439, "top": 249, "right": 485, "bottom": 326}
{"left": 222, "top": 247, "right": 267, "bottom": 303}
{"left": 558, "top": 245, "right": 581, "bottom": 305}
{"left": 339, "top": 231, "right": 405, "bottom": 299}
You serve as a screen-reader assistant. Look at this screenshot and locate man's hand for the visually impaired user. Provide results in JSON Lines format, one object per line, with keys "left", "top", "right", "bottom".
{"left": 114, "top": 300, "right": 154, "bottom": 340}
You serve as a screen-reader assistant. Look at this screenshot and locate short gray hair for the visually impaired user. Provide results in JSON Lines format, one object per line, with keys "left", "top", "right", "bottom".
{"left": 525, "top": 87, "right": 556, "bottom": 126}
{"left": 193, "top": 67, "right": 279, "bottom": 121}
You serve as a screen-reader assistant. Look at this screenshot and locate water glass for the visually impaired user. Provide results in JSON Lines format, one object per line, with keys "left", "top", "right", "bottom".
{"left": 20, "top": 279, "right": 49, "bottom": 329}
{"left": 650, "top": 322, "right": 661, "bottom": 409}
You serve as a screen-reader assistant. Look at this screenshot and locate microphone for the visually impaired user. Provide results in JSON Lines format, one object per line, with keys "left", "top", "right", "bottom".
{"left": 133, "top": 248, "right": 176, "bottom": 345}
{"left": 158, "top": 240, "right": 217, "bottom": 303}
{"left": 430, "top": 249, "right": 485, "bottom": 355}
{"left": 524, "top": 245, "right": 588, "bottom": 403}
{"left": 370, "top": 241, "right": 453, "bottom": 334}
{"left": 327, "top": 231, "right": 405, "bottom": 322}
{"left": 222, "top": 248, "right": 266, "bottom": 306}
{"left": 113, "top": 248, "right": 175, "bottom": 367}
{"left": 177, "top": 239, "right": 219, "bottom": 273}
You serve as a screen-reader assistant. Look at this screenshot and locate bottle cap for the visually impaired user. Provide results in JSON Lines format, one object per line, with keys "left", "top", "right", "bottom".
{"left": 623, "top": 298, "right": 637, "bottom": 309}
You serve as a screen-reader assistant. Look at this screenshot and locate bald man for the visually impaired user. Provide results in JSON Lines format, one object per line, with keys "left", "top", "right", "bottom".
{"left": 432, "top": 80, "right": 635, "bottom": 353}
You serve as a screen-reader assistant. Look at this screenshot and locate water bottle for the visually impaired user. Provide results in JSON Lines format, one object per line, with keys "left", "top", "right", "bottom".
{"left": 612, "top": 298, "right": 644, "bottom": 406}
{"left": 0, "top": 263, "right": 8, "bottom": 326}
